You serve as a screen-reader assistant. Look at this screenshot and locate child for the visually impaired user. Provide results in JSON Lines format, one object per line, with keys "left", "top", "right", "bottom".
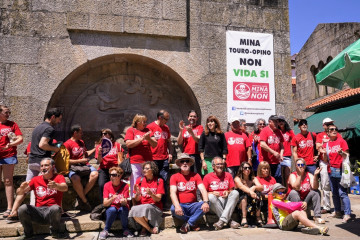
{"left": 271, "top": 183, "right": 329, "bottom": 235}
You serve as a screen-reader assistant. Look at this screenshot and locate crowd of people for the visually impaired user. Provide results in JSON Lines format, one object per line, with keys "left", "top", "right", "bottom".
{"left": 0, "top": 105, "right": 353, "bottom": 238}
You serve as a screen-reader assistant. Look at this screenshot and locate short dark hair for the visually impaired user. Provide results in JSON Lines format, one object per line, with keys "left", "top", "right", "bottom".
{"left": 70, "top": 124, "right": 82, "bottom": 135}
{"left": 45, "top": 108, "right": 62, "bottom": 119}
{"left": 157, "top": 110, "right": 168, "bottom": 119}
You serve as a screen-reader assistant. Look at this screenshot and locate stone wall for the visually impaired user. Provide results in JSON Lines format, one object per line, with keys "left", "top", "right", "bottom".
{"left": 293, "top": 23, "right": 360, "bottom": 120}
{"left": 1, "top": 0, "right": 291, "bottom": 174}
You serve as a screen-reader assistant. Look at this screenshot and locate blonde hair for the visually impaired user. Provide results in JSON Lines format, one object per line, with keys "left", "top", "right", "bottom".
{"left": 131, "top": 114, "right": 147, "bottom": 128}
{"left": 257, "top": 161, "right": 271, "bottom": 177}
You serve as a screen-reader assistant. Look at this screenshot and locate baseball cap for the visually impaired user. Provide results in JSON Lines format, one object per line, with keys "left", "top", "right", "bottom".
{"left": 323, "top": 118, "right": 334, "bottom": 124}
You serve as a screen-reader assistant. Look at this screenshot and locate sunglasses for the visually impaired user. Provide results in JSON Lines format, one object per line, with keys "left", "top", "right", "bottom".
{"left": 102, "top": 132, "right": 110, "bottom": 135}
{"left": 329, "top": 128, "right": 338, "bottom": 132}
{"left": 243, "top": 166, "right": 251, "bottom": 170}
{"left": 110, "top": 173, "right": 121, "bottom": 177}
{"left": 297, "top": 163, "right": 305, "bottom": 167}
{"left": 276, "top": 191, "right": 286, "bottom": 195}
{"left": 180, "top": 160, "right": 190, "bottom": 164}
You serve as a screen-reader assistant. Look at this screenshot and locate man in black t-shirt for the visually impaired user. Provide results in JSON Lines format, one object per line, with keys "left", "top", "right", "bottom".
{"left": 27, "top": 108, "right": 62, "bottom": 181}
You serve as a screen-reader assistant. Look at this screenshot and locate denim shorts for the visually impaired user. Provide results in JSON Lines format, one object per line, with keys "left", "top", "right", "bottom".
{"left": 280, "top": 156, "right": 292, "bottom": 167}
{"left": 68, "top": 165, "right": 97, "bottom": 178}
{"left": 0, "top": 156, "right": 18, "bottom": 165}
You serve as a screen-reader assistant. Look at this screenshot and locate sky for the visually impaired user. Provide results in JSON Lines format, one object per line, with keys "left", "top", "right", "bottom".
{"left": 289, "top": 0, "right": 360, "bottom": 55}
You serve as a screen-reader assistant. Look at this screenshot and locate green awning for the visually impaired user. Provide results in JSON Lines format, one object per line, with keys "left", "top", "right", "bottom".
{"left": 294, "top": 103, "right": 360, "bottom": 139}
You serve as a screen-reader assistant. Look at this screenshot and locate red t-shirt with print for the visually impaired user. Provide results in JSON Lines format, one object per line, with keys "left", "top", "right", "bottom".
{"left": 225, "top": 131, "right": 250, "bottom": 167}
{"left": 256, "top": 176, "right": 276, "bottom": 195}
{"left": 124, "top": 127, "right": 153, "bottom": 164}
{"left": 288, "top": 172, "right": 311, "bottom": 200}
{"left": 0, "top": 121, "right": 22, "bottom": 159}
{"left": 291, "top": 132, "right": 316, "bottom": 166}
{"left": 281, "top": 130, "right": 295, "bottom": 157}
{"left": 323, "top": 137, "right": 349, "bottom": 169}
{"left": 203, "top": 172, "right": 235, "bottom": 196}
{"left": 95, "top": 142, "right": 123, "bottom": 169}
{"left": 134, "top": 176, "right": 165, "bottom": 210}
{"left": 29, "top": 174, "right": 66, "bottom": 207}
{"left": 259, "top": 126, "right": 284, "bottom": 164}
{"left": 182, "top": 125, "right": 203, "bottom": 155}
{"left": 146, "top": 122, "right": 170, "bottom": 160}
{"left": 170, "top": 172, "right": 202, "bottom": 203}
{"left": 103, "top": 181, "right": 130, "bottom": 209}
{"left": 64, "top": 139, "right": 87, "bottom": 160}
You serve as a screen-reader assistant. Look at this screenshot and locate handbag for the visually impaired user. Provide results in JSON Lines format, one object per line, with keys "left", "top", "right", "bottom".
{"left": 70, "top": 164, "right": 91, "bottom": 177}
{"left": 120, "top": 157, "right": 132, "bottom": 179}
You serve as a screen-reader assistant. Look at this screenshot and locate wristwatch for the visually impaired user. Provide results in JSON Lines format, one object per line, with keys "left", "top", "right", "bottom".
{"left": 203, "top": 201, "right": 210, "bottom": 204}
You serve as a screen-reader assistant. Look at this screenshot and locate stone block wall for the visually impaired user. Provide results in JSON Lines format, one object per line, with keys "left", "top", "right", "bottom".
{"left": 293, "top": 23, "right": 360, "bottom": 119}
{"left": 1, "top": 0, "right": 291, "bottom": 174}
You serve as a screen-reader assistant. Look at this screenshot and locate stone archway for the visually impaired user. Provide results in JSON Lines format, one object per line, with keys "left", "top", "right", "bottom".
{"left": 47, "top": 54, "right": 201, "bottom": 148}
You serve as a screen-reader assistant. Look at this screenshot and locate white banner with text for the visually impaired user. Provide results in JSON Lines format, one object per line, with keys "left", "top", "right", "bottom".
{"left": 226, "top": 31, "right": 275, "bottom": 123}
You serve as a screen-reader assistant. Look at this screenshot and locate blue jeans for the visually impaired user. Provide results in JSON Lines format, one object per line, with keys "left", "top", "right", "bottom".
{"left": 171, "top": 202, "right": 207, "bottom": 226}
{"left": 306, "top": 165, "right": 317, "bottom": 175}
{"left": 329, "top": 176, "right": 351, "bottom": 215}
{"left": 154, "top": 159, "right": 169, "bottom": 206}
{"left": 105, "top": 206, "right": 129, "bottom": 231}
{"left": 270, "top": 164, "right": 282, "bottom": 183}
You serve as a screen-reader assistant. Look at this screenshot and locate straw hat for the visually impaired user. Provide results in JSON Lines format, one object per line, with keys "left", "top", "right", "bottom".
{"left": 175, "top": 153, "right": 195, "bottom": 167}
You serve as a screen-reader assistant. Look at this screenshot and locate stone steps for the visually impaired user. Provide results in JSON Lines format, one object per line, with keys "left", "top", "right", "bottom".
{"left": 0, "top": 210, "right": 238, "bottom": 238}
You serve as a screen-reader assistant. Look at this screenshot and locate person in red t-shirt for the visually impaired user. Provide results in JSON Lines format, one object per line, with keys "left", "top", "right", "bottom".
{"left": 287, "top": 158, "right": 324, "bottom": 224}
{"left": 177, "top": 110, "right": 204, "bottom": 175}
{"left": 0, "top": 105, "right": 24, "bottom": 217}
{"left": 129, "top": 161, "right": 165, "bottom": 236}
{"left": 170, "top": 153, "right": 209, "bottom": 233}
{"left": 203, "top": 157, "right": 239, "bottom": 230}
{"left": 278, "top": 116, "right": 294, "bottom": 188}
{"left": 256, "top": 161, "right": 277, "bottom": 220}
{"left": 147, "top": 110, "right": 173, "bottom": 206}
{"left": 320, "top": 123, "right": 351, "bottom": 223}
{"left": 100, "top": 167, "right": 133, "bottom": 239}
{"left": 291, "top": 119, "right": 317, "bottom": 175}
{"left": 96, "top": 128, "right": 124, "bottom": 201}
{"left": 259, "top": 115, "right": 284, "bottom": 183}
{"left": 64, "top": 124, "right": 98, "bottom": 211}
{"left": 225, "top": 118, "right": 251, "bottom": 178}
{"left": 315, "top": 117, "right": 338, "bottom": 214}
{"left": 125, "top": 114, "right": 157, "bottom": 198}
{"left": 17, "top": 158, "right": 68, "bottom": 238}
{"left": 249, "top": 118, "right": 266, "bottom": 172}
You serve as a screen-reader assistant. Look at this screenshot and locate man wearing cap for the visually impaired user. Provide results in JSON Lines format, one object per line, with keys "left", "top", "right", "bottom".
{"left": 203, "top": 157, "right": 239, "bottom": 230}
{"left": 170, "top": 153, "right": 210, "bottom": 233}
{"left": 315, "top": 118, "right": 342, "bottom": 214}
{"left": 259, "top": 115, "right": 284, "bottom": 183}
{"left": 291, "top": 119, "right": 318, "bottom": 175}
{"left": 225, "top": 118, "right": 251, "bottom": 178}
{"left": 271, "top": 183, "right": 329, "bottom": 235}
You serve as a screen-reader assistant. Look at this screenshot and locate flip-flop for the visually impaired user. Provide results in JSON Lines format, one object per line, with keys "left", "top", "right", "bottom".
{"left": 241, "top": 219, "right": 249, "bottom": 228}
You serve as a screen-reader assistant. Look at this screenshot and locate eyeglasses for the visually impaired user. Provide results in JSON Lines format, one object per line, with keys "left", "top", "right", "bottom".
{"left": 180, "top": 160, "right": 190, "bottom": 164}
{"left": 329, "top": 128, "right": 338, "bottom": 132}
{"left": 110, "top": 173, "right": 121, "bottom": 177}
{"left": 214, "top": 163, "right": 224, "bottom": 166}
{"left": 258, "top": 123, "right": 265, "bottom": 126}
{"left": 276, "top": 191, "right": 286, "bottom": 195}
{"left": 243, "top": 166, "right": 251, "bottom": 170}
{"left": 297, "top": 163, "right": 305, "bottom": 167}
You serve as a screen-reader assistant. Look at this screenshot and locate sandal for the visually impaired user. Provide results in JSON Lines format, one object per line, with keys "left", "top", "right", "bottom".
{"left": 256, "top": 217, "right": 263, "bottom": 227}
{"left": 2, "top": 209, "right": 11, "bottom": 218}
{"left": 241, "top": 218, "right": 249, "bottom": 228}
